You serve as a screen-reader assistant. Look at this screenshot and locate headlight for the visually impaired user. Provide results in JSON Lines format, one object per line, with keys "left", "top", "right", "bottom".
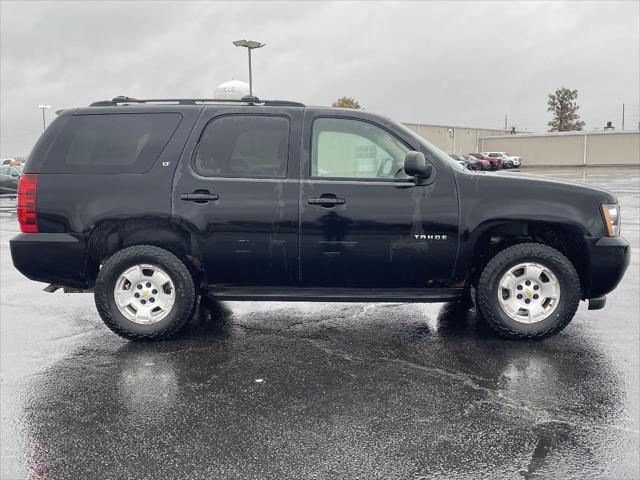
{"left": 601, "top": 203, "right": 621, "bottom": 236}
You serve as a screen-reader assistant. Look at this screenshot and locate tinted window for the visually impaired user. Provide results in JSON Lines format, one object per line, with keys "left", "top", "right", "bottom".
{"left": 312, "top": 118, "right": 410, "bottom": 180}
{"left": 194, "top": 115, "right": 289, "bottom": 178}
{"left": 41, "top": 113, "right": 182, "bottom": 174}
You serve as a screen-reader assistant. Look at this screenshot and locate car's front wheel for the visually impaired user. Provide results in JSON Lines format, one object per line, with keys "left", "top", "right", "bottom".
{"left": 94, "top": 245, "right": 197, "bottom": 340}
{"left": 476, "top": 243, "right": 580, "bottom": 340}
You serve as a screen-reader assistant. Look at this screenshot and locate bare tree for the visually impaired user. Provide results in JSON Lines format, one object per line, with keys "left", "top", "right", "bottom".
{"left": 547, "top": 87, "right": 585, "bottom": 131}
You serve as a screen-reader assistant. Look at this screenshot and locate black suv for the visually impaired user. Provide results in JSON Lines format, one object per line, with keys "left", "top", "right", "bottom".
{"left": 10, "top": 96, "right": 630, "bottom": 340}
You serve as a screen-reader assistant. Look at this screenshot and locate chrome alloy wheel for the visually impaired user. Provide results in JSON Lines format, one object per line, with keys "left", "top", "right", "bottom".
{"left": 497, "top": 262, "right": 561, "bottom": 324}
{"left": 113, "top": 263, "right": 176, "bottom": 324}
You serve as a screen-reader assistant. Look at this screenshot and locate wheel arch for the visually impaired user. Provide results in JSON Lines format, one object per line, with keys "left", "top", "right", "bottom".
{"left": 85, "top": 217, "right": 206, "bottom": 290}
{"left": 458, "top": 219, "right": 590, "bottom": 298}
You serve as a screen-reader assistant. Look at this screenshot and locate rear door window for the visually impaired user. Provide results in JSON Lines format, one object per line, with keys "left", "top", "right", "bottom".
{"left": 40, "top": 113, "right": 182, "bottom": 174}
{"left": 193, "top": 115, "right": 289, "bottom": 178}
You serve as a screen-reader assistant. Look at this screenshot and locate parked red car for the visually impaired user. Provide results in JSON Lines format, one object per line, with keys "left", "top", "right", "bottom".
{"left": 470, "top": 153, "right": 500, "bottom": 170}
{"left": 466, "top": 154, "right": 490, "bottom": 170}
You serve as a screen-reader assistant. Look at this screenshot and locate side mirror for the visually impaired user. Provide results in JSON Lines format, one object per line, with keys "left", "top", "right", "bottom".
{"left": 404, "top": 151, "right": 433, "bottom": 184}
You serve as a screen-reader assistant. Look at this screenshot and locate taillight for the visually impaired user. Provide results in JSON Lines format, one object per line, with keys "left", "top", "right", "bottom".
{"left": 17, "top": 174, "right": 38, "bottom": 233}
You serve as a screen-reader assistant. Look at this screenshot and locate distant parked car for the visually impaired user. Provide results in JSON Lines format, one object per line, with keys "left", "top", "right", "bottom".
{"left": 503, "top": 153, "right": 522, "bottom": 168}
{"left": 1, "top": 158, "right": 24, "bottom": 167}
{"left": 465, "top": 154, "right": 490, "bottom": 170}
{"left": 482, "top": 152, "right": 512, "bottom": 169}
{"left": 470, "top": 153, "right": 500, "bottom": 170}
{"left": 0, "top": 165, "right": 21, "bottom": 193}
{"left": 449, "top": 154, "right": 478, "bottom": 170}
{"left": 482, "top": 152, "right": 521, "bottom": 169}
{"left": 462, "top": 154, "right": 486, "bottom": 170}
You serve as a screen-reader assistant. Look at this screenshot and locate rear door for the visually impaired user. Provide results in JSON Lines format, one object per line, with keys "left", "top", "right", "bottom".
{"left": 172, "top": 106, "right": 302, "bottom": 286}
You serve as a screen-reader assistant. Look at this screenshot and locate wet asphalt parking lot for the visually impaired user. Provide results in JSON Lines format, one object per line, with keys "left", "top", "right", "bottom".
{"left": 1, "top": 167, "right": 638, "bottom": 480}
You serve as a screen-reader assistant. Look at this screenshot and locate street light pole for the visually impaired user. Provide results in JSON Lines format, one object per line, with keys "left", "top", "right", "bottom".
{"left": 248, "top": 48, "right": 253, "bottom": 96}
{"left": 38, "top": 104, "right": 51, "bottom": 131}
{"left": 233, "top": 40, "right": 265, "bottom": 97}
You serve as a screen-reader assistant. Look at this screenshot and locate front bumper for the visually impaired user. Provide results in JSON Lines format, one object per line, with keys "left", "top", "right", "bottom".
{"left": 10, "top": 233, "right": 91, "bottom": 289}
{"left": 585, "top": 236, "right": 630, "bottom": 299}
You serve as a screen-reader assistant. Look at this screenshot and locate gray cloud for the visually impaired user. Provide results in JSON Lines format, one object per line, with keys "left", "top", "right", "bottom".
{"left": 1, "top": 0, "right": 638, "bottom": 157}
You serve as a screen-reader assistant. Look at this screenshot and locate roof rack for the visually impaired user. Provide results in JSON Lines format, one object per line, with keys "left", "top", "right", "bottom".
{"left": 90, "top": 95, "right": 304, "bottom": 108}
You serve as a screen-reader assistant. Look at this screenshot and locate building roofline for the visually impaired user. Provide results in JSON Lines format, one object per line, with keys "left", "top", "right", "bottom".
{"left": 402, "top": 121, "right": 516, "bottom": 133}
{"left": 479, "top": 130, "right": 639, "bottom": 139}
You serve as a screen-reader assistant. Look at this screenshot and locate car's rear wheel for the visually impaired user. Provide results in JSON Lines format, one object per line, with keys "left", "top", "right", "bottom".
{"left": 476, "top": 243, "right": 580, "bottom": 340}
{"left": 95, "top": 245, "right": 197, "bottom": 340}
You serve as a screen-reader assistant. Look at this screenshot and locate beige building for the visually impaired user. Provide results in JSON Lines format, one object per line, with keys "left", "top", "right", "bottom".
{"left": 402, "top": 123, "right": 506, "bottom": 155}
{"left": 479, "top": 131, "right": 640, "bottom": 167}
{"left": 403, "top": 122, "right": 640, "bottom": 167}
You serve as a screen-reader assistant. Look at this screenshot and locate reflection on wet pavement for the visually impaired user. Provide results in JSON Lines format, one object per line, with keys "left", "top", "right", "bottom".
{"left": 1, "top": 168, "right": 638, "bottom": 479}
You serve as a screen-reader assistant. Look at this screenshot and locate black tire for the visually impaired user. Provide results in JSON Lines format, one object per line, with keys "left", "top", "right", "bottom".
{"left": 476, "top": 243, "right": 580, "bottom": 340}
{"left": 94, "top": 245, "right": 197, "bottom": 340}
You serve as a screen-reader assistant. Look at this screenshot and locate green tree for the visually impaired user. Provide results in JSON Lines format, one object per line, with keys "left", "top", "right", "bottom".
{"left": 547, "top": 87, "right": 585, "bottom": 131}
{"left": 332, "top": 96, "right": 362, "bottom": 109}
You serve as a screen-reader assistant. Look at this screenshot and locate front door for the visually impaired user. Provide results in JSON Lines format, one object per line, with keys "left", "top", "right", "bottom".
{"left": 173, "top": 107, "right": 301, "bottom": 286}
{"left": 299, "top": 113, "right": 459, "bottom": 288}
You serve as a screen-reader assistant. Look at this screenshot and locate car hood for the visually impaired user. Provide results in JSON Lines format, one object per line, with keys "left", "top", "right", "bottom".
{"left": 454, "top": 168, "right": 617, "bottom": 237}
{"left": 460, "top": 169, "right": 616, "bottom": 202}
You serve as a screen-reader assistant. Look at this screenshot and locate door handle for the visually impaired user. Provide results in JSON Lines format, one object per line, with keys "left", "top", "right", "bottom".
{"left": 180, "top": 192, "right": 219, "bottom": 203}
{"left": 307, "top": 197, "right": 346, "bottom": 207}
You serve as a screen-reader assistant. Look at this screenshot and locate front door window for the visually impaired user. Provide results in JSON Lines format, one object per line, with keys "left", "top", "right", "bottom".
{"left": 311, "top": 118, "right": 410, "bottom": 180}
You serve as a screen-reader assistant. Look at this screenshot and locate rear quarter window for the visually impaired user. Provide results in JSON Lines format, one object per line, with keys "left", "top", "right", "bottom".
{"left": 39, "top": 113, "right": 182, "bottom": 174}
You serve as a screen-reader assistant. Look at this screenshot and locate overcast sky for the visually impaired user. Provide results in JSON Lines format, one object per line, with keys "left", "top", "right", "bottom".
{"left": 1, "top": 0, "right": 638, "bottom": 157}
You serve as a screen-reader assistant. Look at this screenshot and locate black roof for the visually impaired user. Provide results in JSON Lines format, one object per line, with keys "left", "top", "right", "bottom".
{"left": 90, "top": 95, "right": 304, "bottom": 108}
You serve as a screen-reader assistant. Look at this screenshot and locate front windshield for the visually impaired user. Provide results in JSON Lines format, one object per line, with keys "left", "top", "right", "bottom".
{"left": 395, "top": 122, "right": 463, "bottom": 169}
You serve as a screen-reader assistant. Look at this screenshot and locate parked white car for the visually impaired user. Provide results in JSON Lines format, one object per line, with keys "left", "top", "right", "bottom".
{"left": 481, "top": 152, "right": 522, "bottom": 168}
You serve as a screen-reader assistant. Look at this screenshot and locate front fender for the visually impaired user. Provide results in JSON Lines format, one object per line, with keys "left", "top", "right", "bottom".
{"left": 452, "top": 171, "right": 610, "bottom": 284}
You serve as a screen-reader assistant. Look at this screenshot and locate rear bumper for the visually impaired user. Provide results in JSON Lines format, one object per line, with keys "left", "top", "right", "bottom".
{"left": 10, "top": 233, "right": 90, "bottom": 289}
{"left": 586, "top": 236, "right": 630, "bottom": 299}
